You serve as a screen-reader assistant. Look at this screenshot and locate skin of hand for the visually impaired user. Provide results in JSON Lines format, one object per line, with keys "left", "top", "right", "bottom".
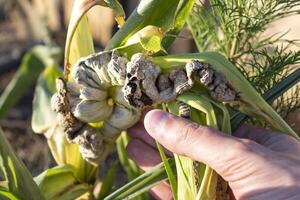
{"left": 126, "top": 109, "right": 300, "bottom": 200}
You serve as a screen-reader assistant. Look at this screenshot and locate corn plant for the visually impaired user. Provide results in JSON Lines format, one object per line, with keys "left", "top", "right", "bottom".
{"left": 0, "top": 0, "right": 300, "bottom": 200}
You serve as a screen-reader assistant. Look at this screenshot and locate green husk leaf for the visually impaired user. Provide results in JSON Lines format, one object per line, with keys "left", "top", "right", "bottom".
{"left": 103, "top": 0, "right": 125, "bottom": 18}
{"left": 114, "top": 26, "right": 167, "bottom": 58}
{"left": 0, "top": 127, "right": 44, "bottom": 200}
{"left": 175, "top": 155, "right": 197, "bottom": 200}
{"left": 65, "top": 13, "right": 94, "bottom": 79}
{"left": 116, "top": 132, "right": 141, "bottom": 181}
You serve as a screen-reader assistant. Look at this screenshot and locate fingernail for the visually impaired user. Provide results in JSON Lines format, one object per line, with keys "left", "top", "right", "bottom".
{"left": 144, "top": 110, "right": 168, "bottom": 136}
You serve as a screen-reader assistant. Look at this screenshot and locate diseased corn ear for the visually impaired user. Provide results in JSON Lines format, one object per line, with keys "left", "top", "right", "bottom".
{"left": 122, "top": 54, "right": 191, "bottom": 108}
{"left": 73, "top": 125, "right": 107, "bottom": 165}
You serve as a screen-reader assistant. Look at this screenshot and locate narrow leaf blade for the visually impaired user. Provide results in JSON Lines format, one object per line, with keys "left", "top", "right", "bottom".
{"left": 0, "top": 127, "right": 44, "bottom": 200}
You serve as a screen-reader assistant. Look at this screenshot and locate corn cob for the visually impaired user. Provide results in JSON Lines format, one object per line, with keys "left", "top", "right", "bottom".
{"left": 52, "top": 51, "right": 141, "bottom": 165}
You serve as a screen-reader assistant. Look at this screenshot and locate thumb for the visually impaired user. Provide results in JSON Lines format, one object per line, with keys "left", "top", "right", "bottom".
{"left": 144, "top": 109, "right": 266, "bottom": 175}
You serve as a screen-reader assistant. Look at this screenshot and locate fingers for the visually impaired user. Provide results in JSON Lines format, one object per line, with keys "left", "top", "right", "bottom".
{"left": 129, "top": 107, "right": 173, "bottom": 156}
{"left": 144, "top": 110, "right": 268, "bottom": 174}
{"left": 234, "top": 124, "right": 275, "bottom": 144}
{"left": 234, "top": 124, "right": 300, "bottom": 153}
{"left": 149, "top": 183, "right": 173, "bottom": 200}
{"left": 128, "top": 120, "right": 158, "bottom": 150}
{"left": 127, "top": 139, "right": 161, "bottom": 171}
{"left": 127, "top": 139, "right": 173, "bottom": 200}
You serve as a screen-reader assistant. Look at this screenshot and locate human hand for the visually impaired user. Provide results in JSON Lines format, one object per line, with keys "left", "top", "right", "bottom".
{"left": 127, "top": 109, "right": 300, "bottom": 200}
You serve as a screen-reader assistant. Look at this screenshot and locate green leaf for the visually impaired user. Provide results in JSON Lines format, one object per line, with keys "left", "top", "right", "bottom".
{"left": 106, "top": 0, "right": 195, "bottom": 50}
{"left": 55, "top": 184, "right": 91, "bottom": 200}
{"left": 263, "top": 68, "right": 300, "bottom": 104}
{"left": 103, "top": 0, "right": 125, "bottom": 19}
{"left": 0, "top": 182, "right": 7, "bottom": 190}
{"left": 0, "top": 45, "right": 61, "bottom": 119}
{"left": 0, "top": 127, "right": 44, "bottom": 200}
{"left": 104, "top": 159, "right": 175, "bottom": 200}
{"left": 97, "top": 160, "right": 118, "bottom": 200}
{"left": 31, "top": 65, "right": 62, "bottom": 133}
{"left": 64, "top": 9, "right": 94, "bottom": 79}
{"left": 156, "top": 142, "right": 177, "bottom": 200}
{"left": 34, "top": 165, "right": 91, "bottom": 200}
{"left": 139, "top": 35, "right": 163, "bottom": 53}
{"left": 0, "top": 190, "right": 18, "bottom": 200}
{"left": 113, "top": 26, "right": 167, "bottom": 59}
{"left": 116, "top": 132, "right": 141, "bottom": 181}
{"left": 35, "top": 165, "right": 75, "bottom": 198}
{"left": 174, "top": 155, "right": 197, "bottom": 200}
{"left": 116, "top": 132, "right": 149, "bottom": 200}
{"left": 231, "top": 68, "right": 300, "bottom": 131}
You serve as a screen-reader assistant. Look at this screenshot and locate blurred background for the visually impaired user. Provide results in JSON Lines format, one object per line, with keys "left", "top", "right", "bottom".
{"left": 0, "top": 0, "right": 299, "bottom": 176}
